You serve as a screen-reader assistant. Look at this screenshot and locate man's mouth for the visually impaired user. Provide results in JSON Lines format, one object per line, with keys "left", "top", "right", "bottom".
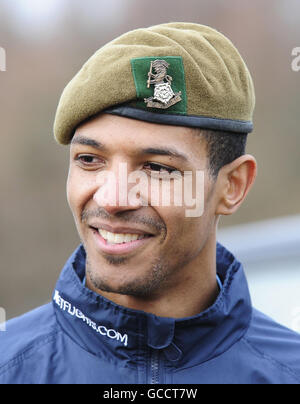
{"left": 98, "top": 228, "right": 152, "bottom": 245}
{"left": 89, "top": 225, "right": 154, "bottom": 254}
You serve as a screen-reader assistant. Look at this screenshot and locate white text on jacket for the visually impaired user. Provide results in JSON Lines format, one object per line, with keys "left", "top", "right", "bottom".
{"left": 53, "top": 290, "right": 128, "bottom": 346}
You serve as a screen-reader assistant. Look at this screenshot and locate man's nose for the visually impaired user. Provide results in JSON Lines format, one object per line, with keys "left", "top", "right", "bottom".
{"left": 93, "top": 163, "right": 142, "bottom": 215}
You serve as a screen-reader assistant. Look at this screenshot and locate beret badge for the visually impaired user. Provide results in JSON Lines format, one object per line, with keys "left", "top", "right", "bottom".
{"left": 144, "top": 59, "right": 182, "bottom": 109}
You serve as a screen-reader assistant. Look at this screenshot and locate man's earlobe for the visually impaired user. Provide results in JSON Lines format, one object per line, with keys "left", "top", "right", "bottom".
{"left": 216, "top": 155, "right": 257, "bottom": 216}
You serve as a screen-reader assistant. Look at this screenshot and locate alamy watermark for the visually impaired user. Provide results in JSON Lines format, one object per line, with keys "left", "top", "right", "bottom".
{"left": 291, "top": 47, "right": 300, "bottom": 72}
{"left": 0, "top": 47, "right": 6, "bottom": 72}
{"left": 0, "top": 307, "right": 6, "bottom": 331}
{"left": 93, "top": 163, "right": 205, "bottom": 217}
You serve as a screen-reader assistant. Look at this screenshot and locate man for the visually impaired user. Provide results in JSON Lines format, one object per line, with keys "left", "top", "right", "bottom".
{"left": 1, "top": 22, "right": 300, "bottom": 384}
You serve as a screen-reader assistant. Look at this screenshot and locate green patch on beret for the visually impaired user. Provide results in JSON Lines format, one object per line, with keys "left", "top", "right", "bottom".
{"left": 130, "top": 56, "right": 187, "bottom": 114}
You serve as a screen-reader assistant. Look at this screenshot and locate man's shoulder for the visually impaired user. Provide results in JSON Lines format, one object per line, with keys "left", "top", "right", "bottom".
{"left": 244, "top": 308, "right": 300, "bottom": 383}
{"left": 0, "top": 303, "right": 59, "bottom": 374}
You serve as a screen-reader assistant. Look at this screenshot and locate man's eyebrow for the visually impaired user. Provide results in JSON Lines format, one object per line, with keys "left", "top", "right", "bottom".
{"left": 140, "top": 147, "right": 188, "bottom": 161}
{"left": 70, "top": 135, "right": 107, "bottom": 151}
{"left": 71, "top": 136, "right": 188, "bottom": 161}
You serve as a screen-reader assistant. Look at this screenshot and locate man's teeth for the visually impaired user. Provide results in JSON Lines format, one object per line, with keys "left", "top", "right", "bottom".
{"left": 98, "top": 229, "right": 148, "bottom": 244}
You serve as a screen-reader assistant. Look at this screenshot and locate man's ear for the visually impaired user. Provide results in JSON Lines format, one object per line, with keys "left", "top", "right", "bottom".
{"left": 215, "top": 154, "right": 257, "bottom": 216}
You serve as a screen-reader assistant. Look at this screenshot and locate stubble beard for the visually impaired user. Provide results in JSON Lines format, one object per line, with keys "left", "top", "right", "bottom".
{"left": 86, "top": 253, "right": 172, "bottom": 298}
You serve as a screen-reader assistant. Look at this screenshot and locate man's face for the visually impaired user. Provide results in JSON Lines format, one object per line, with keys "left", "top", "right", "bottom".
{"left": 67, "top": 114, "right": 217, "bottom": 299}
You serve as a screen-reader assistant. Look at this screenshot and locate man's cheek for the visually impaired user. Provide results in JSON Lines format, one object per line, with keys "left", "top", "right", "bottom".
{"left": 66, "top": 176, "right": 83, "bottom": 224}
{"left": 66, "top": 169, "right": 75, "bottom": 207}
{"left": 180, "top": 219, "right": 206, "bottom": 250}
{"left": 67, "top": 170, "right": 86, "bottom": 208}
{"left": 66, "top": 183, "right": 77, "bottom": 215}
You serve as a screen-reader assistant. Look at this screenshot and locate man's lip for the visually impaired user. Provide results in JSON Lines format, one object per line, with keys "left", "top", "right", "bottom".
{"left": 88, "top": 223, "right": 155, "bottom": 236}
{"left": 91, "top": 228, "right": 153, "bottom": 255}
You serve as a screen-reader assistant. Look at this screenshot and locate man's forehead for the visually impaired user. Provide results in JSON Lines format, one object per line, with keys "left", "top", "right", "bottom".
{"left": 71, "top": 113, "right": 204, "bottom": 159}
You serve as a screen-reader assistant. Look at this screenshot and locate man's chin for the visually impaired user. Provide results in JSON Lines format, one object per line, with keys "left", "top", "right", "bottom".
{"left": 99, "top": 253, "right": 130, "bottom": 267}
{"left": 85, "top": 256, "right": 168, "bottom": 300}
{"left": 87, "top": 275, "right": 159, "bottom": 299}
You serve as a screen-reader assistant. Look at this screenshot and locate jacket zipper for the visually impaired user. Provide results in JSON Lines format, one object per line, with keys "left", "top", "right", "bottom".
{"left": 150, "top": 349, "right": 160, "bottom": 384}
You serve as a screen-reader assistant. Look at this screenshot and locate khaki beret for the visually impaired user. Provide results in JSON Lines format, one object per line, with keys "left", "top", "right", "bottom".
{"left": 54, "top": 22, "right": 255, "bottom": 145}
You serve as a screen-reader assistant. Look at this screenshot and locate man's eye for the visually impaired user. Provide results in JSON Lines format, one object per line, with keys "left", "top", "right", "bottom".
{"left": 75, "top": 155, "right": 102, "bottom": 166}
{"left": 144, "top": 162, "right": 178, "bottom": 175}
{"left": 144, "top": 163, "right": 183, "bottom": 181}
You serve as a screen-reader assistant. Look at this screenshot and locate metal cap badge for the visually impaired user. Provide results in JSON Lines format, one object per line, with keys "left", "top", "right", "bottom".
{"left": 144, "top": 59, "right": 182, "bottom": 109}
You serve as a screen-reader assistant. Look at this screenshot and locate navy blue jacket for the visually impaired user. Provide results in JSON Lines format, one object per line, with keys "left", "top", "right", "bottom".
{"left": 1, "top": 244, "right": 300, "bottom": 384}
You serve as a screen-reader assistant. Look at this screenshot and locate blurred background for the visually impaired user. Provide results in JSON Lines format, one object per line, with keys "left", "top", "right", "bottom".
{"left": 0, "top": 0, "right": 299, "bottom": 330}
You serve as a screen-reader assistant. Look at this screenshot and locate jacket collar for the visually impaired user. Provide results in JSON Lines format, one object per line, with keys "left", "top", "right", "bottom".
{"left": 53, "top": 243, "right": 252, "bottom": 367}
